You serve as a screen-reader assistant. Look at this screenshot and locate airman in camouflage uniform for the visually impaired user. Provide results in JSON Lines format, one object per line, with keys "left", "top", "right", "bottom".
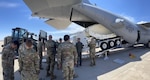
{"left": 45, "top": 35, "right": 57, "bottom": 79}
{"left": 18, "top": 39, "right": 39, "bottom": 80}
{"left": 1, "top": 41, "right": 18, "bottom": 80}
{"left": 37, "top": 38, "right": 43, "bottom": 69}
{"left": 18, "top": 39, "right": 26, "bottom": 72}
{"left": 88, "top": 38, "right": 96, "bottom": 66}
{"left": 56, "top": 38, "right": 62, "bottom": 70}
{"left": 57, "top": 35, "right": 78, "bottom": 80}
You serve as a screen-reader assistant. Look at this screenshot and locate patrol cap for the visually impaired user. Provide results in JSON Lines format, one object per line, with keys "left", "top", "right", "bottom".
{"left": 26, "top": 39, "right": 32, "bottom": 43}
{"left": 64, "top": 35, "right": 70, "bottom": 41}
{"left": 49, "top": 35, "right": 52, "bottom": 38}
{"left": 59, "top": 38, "right": 62, "bottom": 41}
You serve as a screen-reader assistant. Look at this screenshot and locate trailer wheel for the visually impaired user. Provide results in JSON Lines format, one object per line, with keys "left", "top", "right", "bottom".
{"left": 100, "top": 42, "right": 108, "bottom": 50}
{"left": 108, "top": 40, "right": 115, "bottom": 48}
{"left": 115, "top": 39, "right": 121, "bottom": 46}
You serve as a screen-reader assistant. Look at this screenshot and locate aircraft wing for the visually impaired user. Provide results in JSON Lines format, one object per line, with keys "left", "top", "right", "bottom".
{"left": 45, "top": 19, "right": 71, "bottom": 30}
{"left": 138, "top": 22, "right": 150, "bottom": 28}
{"left": 24, "top": 0, "right": 112, "bottom": 34}
{"left": 24, "top": 0, "right": 97, "bottom": 28}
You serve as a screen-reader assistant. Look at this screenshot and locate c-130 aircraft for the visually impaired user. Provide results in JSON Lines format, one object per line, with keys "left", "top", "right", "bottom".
{"left": 23, "top": 0, "right": 150, "bottom": 48}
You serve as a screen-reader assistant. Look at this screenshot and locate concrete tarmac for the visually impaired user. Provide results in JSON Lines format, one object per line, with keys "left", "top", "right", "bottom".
{"left": 0, "top": 45, "right": 150, "bottom": 80}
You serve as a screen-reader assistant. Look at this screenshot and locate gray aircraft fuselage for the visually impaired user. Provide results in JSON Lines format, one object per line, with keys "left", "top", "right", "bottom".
{"left": 73, "top": 3, "right": 150, "bottom": 44}
{"left": 24, "top": 0, "right": 150, "bottom": 45}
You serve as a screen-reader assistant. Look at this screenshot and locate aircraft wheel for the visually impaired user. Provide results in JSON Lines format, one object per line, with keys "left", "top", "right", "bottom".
{"left": 100, "top": 42, "right": 108, "bottom": 50}
{"left": 108, "top": 40, "right": 115, "bottom": 48}
{"left": 115, "top": 39, "right": 121, "bottom": 46}
{"left": 148, "top": 41, "right": 150, "bottom": 48}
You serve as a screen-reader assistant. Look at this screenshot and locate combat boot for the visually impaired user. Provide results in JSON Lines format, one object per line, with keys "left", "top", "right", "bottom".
{"left": 46, "top": 71, "right": 50, "bottom": 77}
{"left": 73, "top": 74, "right": 78, "bottom": 78}
{"left": 90, "top": 62, "right": 93, "bottom": 66}
{"left": 93, "top": 61, "right": 96, "bottom": 66}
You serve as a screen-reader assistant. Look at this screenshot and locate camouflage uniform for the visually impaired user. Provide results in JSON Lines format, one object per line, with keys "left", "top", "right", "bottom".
{"left": 37, "top": 41, "right": 43, "bottom": 69}
{"left": 18, "top": 42, "right": 25, "bottom": 71}
{"left": 56, "top": 41, "right": 63, "bottom": 69}
{"left": 88, "top": 38, "right": 96, "bottom": 66}
{"left": 57, "top": 41, "right": 77, "bottom": 80}
{"left": 45, "top": 40, "right": 56, "bottom": 78}
{"left": 18, "top": 43, "right": 39, "bottom": 80}
{"left": 1, "top": 44, "right": 15, "bottom": 80}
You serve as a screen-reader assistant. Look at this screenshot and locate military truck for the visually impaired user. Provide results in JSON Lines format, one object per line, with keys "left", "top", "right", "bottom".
{"left": 2, "top": 27, "right": 47, "bottom": 56}
{"left": 3, "top": 27, "right": 36, "bottom": 45}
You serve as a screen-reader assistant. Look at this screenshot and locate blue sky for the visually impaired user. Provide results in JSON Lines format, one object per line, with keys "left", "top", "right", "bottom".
{"left": 0, "top": 0, "right": 150, "bottom": 40}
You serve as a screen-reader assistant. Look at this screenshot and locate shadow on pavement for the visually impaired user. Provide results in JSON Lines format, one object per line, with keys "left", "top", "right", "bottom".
{"left": 14, "top": 46, "right": 149, "bottom": 80}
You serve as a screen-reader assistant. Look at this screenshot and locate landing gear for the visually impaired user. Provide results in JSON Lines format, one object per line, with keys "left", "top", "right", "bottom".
{"left": 99, "top": 38, "right": 122, "bottom": 51}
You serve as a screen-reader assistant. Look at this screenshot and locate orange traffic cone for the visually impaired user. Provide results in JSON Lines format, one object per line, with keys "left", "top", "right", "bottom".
{"left": 129, "top": 53, "right": 136, "bottom": 59}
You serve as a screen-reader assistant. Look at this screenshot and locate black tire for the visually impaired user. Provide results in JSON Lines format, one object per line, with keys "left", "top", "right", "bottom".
{"left": 108, "top": 40, "right": 115, "bottom": 48}
{"left": 100, "top": 42, "right": 108, "bottom": 50}
{"left": 115, "top": 39, "right": 121, "bottom": 46}
{"left": 147, "top": 41, "right": 150, "bottom": 48}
